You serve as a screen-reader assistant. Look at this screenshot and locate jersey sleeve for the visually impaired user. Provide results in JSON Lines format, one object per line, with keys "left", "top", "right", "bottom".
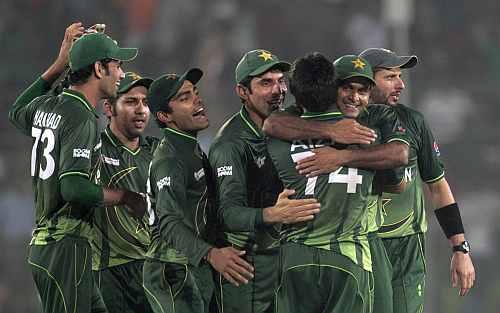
{"left": 152, "top": 157, "right": 212, "bottom": 266}
{"left": 8, "top": 77, "right": 52, "bottom": 135}
{"left": 365, "top": 105, "right": 410, "bottom": 145}
{"left": 58, "top": 117, "right": 99, "bottom": 179}
{"left": 417, "top": 117, "right": 445, "bottom": 183}
{"left": 209, "top": 141, "right": 264, "bottom": 232}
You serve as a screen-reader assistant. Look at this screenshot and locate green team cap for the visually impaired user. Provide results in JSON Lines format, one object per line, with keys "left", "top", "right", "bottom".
{"left": 235, "top": 49, "right": 291, "bottom": 84}
{"left": 69, "top": 32, "right": 138, "bottom": 71}
{"left": 147, "top": 68, "right": 203, "bottom": 114}
{"left": 117, "top": 72, "right": 153, "bottom": 94}
{"left": 333, "top": 55, "right": 376, "bottom": 85}
{"left": 359, "top": 48, "right": 418, "bottom": 69}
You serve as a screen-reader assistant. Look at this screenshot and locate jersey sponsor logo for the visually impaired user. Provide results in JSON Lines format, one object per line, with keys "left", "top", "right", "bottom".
{"left": 255, "top": 156, "right": 266, "bottom": 168}
{"left": 217, "top": 166, "right": 232, "bottom": 177}
{"left": 73, "top": 148, "right": 90, "bottom": 159}
{"left": 433, "top": 141, "right": 440, "bottom": 156}
{"left": 157, "top": 176, "right": 171, "bottom": 190}
{"left": 33, "top": 110, "right": 62, "bottom": 130}
{"left": 194, "top": 168, "right": 205, "bottom": 181}
{"left": 103, "top": 156, "right": 120, "bottom": 166}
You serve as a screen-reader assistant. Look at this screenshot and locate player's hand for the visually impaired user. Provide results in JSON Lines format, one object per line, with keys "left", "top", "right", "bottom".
{"left": 207, "top": 247, "right": 254, "bottom": 287}
{"left": 263, "top": 189, "right": 320, "bottom": 224}
{"left": 123, "top": 190, "right": 147, "bottom": 219}
{"left": 329, "top": 119, "right": 376, "bottom": 145}
{"left": 296, "top": 146, "right": 348, "bottom": 177}
{"left": 56, "top": 22, "right": 85, "bottom": 69}
{"left": 450, "top": 252, "right": 475, "bottom": 296}
{"left": 42, "top": 22, "right": 85, "bottom": 82}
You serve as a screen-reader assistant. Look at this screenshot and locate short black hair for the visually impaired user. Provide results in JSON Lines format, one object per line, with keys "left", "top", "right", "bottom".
{"left": 68, "top": 58, "right": 114, "bottom": 86}
{"left": 289, "top": 52, "right": 336, "bottom": 113}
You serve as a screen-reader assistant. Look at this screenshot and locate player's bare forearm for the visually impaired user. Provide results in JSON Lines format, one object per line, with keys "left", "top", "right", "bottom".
{"left": 344, "top": 141, "right": 409, "bottom": 170}
{"left": 263, "top": 112, "right": 377, "bottom": 144}
{"left": 427, "top": 177, "right": 455, "bottom": 209}
{"left": 263, "top": 112, "right": 331, "bottom": 141}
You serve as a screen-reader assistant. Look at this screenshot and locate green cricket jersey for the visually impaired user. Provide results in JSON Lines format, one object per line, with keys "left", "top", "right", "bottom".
{"left": 267, "top": 106, "right": 408, "bottom": 272}
{"left": 9, "top": 78, "right": 100, "bottom": 245}
{"left": 91, "top": 126, "right": 159, "bottom": 270}
{"left": 146, "top": 128, "right": 214, "bottom": 266}
{"left": 378, "top": 103, "right": 444, "bottom": 238}
{"left": 209, "top": 106, "right": 283, "bottom": 252}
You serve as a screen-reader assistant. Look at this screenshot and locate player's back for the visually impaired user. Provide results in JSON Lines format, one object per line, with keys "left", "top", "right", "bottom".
{"left": 9, "top": 89, "right": 99, "bottom": 243}
{"left": 266, "top": 112, "right": 374, "bottom": 272}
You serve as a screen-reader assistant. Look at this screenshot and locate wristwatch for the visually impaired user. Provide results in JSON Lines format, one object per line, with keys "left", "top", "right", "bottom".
{"left": 452, "top": 241, "right": 470, "bottom": 254}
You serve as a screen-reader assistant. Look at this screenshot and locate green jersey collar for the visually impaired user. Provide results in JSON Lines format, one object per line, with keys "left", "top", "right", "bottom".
{"left": 162, "top": 127, "right": 198, "bottom": 143}
{"left": 301, "top": 110, "right": 343, "bottom": 119}
{"left": 62, "top": 89, "right": 98, "bottom": 118}
{"left": 104, "top": 126, "right": 147, "bottom": 155}
{"left": 239, "top": 106, "right": 263, "bottom": 138}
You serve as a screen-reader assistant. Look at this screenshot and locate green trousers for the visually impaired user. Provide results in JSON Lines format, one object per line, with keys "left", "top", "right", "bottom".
{"left": 94, "top": 260, "right": 153, "bottom": 313}
{"left": 28, "top": 236, "right": 107, "bottom": 313}
{"left": 276, "top": 242, "right": 372, "bottom": 313}
{"left": 383, "top": 233, "right": 426, "bottom": 313}
{"left": 143, "top": 259, "right": 215, "bottom": 313}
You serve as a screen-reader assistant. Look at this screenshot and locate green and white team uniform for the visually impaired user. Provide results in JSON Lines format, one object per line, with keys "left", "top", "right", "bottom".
{"left": 267, "top": 106, "right": 408, "bottom": 313}
{"left": 143, "top": 128, "right": 215, "bottom": 313}
{"left": 92, "top": 126, "right": 158, "bottom": 313}
{"left": 378, "top": 103, "right": 444, "bottom": 313}
{"left": 9, "top": 77, "right": 106, "bottom": 313}
{"left": 209, "top": 106, "right": 283, "bottom": 313}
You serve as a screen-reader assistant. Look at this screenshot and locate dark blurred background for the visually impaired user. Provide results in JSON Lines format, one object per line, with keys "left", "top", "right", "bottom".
{"left": 1, "top": 0, "right": 499, "bottom": 312}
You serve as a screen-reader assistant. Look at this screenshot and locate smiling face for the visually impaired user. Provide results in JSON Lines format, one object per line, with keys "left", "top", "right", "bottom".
{"left": 106, "top": 85, "right": 150, "bottom": 140}
{"left": 163, "top": 80, "right": 208, "bottom": 134}
{"left": 336, "top": 79, "right": 372, "bottom": 118}
{"left": 99, "top": 60, "right": 125, "bottom": 98}
{"left": 238, "top": 69, "right": 287, "bottom": 121}
{"left": 371, "top": 68, "right": 406, "bottom": 106}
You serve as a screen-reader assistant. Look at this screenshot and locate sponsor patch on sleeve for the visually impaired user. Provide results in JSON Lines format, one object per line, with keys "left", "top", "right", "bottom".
{"left": 73, "top": 148, "right": 91, "bottom": 159}
{"left": 157, "top": 176, "right": 171, "bottom": 190}
{"left": 217, "top": 166, "right": 232, "bottom": 177}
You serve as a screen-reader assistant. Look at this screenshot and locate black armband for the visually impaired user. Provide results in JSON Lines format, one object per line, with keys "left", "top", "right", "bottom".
{"left": 434, "top": 203, "right": 465, "bottom": 238}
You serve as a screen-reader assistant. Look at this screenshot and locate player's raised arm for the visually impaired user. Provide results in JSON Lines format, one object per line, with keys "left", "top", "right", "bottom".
{"left": 8, "top": 22, "right": 85, "bottom": 133}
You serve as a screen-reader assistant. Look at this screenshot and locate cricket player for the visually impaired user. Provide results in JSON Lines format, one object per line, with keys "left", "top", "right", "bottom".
{"left": 8, "top": 24, "right": 144, "bottom": 313}
{"left": 92, "top": 71, "right": 157, "bottom": 313}
{"left": 143, "top": 69, "right": 254, "bottom": 313}
{"left": 359, "top": 48, "right": 475, "bottom": 312}
{"left": 266, "top": 52, "right": 409, "bottom": 313}
{"left": 209, "top": 49, "right": 321, "bottom": 313}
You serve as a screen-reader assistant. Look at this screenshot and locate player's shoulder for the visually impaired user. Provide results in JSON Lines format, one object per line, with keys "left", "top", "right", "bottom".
{"left": 394, "top": 104, "right": 427, "bottom": 126}
{"left": 144, "top": 136, "right": 161, "bottom": 152}
{"left": 211, "top": 112, "right": 250, "bottom": 148}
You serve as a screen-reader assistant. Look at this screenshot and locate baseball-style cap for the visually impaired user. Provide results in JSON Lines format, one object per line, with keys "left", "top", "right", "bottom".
{"left": 69, "top": 33, "right": 138, "bottom": 71}
{"left": 147, "top": 68, "right": 203, "bottom": 114}
{"left": 235, "top": 49, "right": 291, "bottom": 84}
{"left": 333, "top": 55, "right": 376, "bottom": 85}
{"left": 117, "top": 72, "right": 153, "bottom": 94}
{"left": 359, "top": 48, "right": 418, "bottom": 69}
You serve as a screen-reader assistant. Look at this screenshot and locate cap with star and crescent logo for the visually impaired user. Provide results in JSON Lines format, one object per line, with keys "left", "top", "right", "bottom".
{"left": 117, "top": 72, "right": 153, "bottom": 94}
{"left": 333, "top": 55, "right": 376, "bottom": 85}
{"left": 235, "top": 49, "right": 291, "bottom": 84}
